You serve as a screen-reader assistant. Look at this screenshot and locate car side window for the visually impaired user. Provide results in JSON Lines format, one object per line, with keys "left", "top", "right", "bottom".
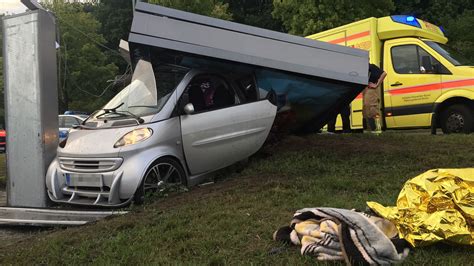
{"left": 235, "top": 75, "right": 258, "bottom": 103}
{"left": 184, "top": 75, "right": 237, "bottom": 113}
{"left": 392, "top": 44, "right": 446, "bottom": 74}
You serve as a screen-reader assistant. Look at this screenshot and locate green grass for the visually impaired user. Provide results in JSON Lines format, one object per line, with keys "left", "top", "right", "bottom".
{"left": 1, "top": 133, "right": 474, "bottom": 264}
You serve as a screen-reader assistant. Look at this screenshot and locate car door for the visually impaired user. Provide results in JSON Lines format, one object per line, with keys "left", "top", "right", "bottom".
{"left": 180, "top": 74, "right": 277, "bottom": 175}
{"left": 383, "top": 40, "right": 442, "bottom": 128}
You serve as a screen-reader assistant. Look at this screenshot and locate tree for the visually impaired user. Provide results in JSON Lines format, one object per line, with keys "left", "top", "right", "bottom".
{"left": 444, "top": 10, "right": 474, "bottom": 62}
{"left": 272, "top": 0, "right": 395, "bottom": 36}
{"left": 148, "top": 0, "right": 233, "bottom": 20}
{"left": 224, "top": 0, "right": 283, "bottom": 31}
{"left": 394, "top": 0, "right": 474, "bottom": 63}
{"left": 93, "top": 0, "right": 133, "bottom": 73}
{"left": 45, "top": 1, "right": 118, "bottom": 112}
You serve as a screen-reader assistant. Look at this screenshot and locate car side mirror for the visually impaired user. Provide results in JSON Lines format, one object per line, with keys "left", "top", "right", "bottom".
{"left": 184, "top": 103, "right": 195, "bottom": 115}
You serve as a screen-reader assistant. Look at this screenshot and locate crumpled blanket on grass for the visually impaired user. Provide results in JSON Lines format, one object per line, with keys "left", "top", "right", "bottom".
{"left": 367, "top": 168, "right": 474, "bottom": 247}
{"left": 273, "top": 208, "right": 410, "bottom": 265}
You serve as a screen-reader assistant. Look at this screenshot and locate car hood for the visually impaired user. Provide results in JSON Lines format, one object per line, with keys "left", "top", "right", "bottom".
{"left": 58, "top": 126, "right": 138, "bottom": 158}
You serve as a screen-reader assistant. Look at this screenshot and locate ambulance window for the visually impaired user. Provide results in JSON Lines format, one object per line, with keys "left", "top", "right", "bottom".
{"left": 418, "top": 48, "right": 449, "bottom": 74}
{"left": 392, "top": 45, "right": 448, "bottom": 75}
{"left": 391, "top": 45, "right": 420, "bottom": 74}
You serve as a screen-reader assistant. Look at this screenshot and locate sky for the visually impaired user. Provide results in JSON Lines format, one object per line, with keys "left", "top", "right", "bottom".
{"left": 0, "top": 0, "right": 28, "bottom": 15}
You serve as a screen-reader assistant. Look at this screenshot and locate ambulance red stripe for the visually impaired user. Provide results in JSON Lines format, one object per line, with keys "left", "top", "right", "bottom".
{"left": 329, "top": 31, "right": 371, "bottom": 44}
{"left": 388, "top": 79, "right": 474, "bottom": 95}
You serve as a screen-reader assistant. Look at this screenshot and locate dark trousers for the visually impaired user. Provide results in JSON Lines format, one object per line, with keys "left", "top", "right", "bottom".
{"left": 327, "top": 105, "right": 351, "bottom": 133}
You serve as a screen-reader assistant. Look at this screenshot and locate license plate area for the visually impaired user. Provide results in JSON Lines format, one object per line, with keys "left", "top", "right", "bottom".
{"left": 65, "top": 173, "right": 103, "bottom": 187}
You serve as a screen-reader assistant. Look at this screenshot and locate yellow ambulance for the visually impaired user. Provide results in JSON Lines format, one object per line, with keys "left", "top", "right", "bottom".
{"left": 307, "top": 15, "right": 474, "bottom": 133}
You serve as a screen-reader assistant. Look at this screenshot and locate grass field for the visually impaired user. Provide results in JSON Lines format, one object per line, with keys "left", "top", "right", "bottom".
{"left": 0, "top": 133, "right": 473, "bottom": 264}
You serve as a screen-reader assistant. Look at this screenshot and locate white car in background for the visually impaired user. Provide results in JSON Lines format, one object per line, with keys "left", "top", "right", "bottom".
{"left": 58, "top": 113, "right": 89, "bottom": 141}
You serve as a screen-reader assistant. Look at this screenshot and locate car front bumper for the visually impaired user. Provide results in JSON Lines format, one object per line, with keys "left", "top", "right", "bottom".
{"left": 46, "top": 156, "right": 143, "bottom": 207}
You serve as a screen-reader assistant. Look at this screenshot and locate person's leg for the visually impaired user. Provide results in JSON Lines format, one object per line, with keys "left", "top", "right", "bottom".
{"left": 327, "top": 113, "right": 336, "bottom": 133}
{"left": 367, "top": 117, "right": 376, "bottom": 131}
{"left": 341, "top": 105, "right": 351, "bottom": 133}
{"left": 362, "top": 87, "right": 370, "bottom": 132}
{"left": 374, "top": 86, "right": 382, "bottom": 133}
{"left": 364, "top": 88, "right": 380, "bottom": 133}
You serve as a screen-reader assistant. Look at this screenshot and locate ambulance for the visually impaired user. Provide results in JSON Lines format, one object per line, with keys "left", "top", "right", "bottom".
{"left": 307, "top": 15, "right": 474, "bottom": 133}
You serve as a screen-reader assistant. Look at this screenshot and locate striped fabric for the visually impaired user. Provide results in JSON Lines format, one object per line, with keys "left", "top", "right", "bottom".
{"left": 274, "top": 208, "right": 410, "bottom": 265}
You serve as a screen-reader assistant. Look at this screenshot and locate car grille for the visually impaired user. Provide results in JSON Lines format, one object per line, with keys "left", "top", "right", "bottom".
{"left": 59, "top": 157, "right": 123, "bottom": 173}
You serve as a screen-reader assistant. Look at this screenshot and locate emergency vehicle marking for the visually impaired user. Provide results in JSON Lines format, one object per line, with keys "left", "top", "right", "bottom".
{"left": 386, "top": 103, "right": 433, "bottom": 117}
{"left": 329, "top": 31, "right": 371, "bottom": 44}
{"left": 388, "top": 79, "right": 474, "bottom": 95}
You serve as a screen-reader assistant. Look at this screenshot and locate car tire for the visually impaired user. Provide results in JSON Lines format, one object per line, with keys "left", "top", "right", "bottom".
{"left": 133, "top": 157, "right": 187, "bottom": 204}
{"left": 440, "top": 104, "right": 474, "bottom": 134}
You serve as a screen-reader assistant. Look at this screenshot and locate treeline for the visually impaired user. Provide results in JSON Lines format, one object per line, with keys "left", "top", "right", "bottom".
{"left": 0, "top": 0, "right": 473, "bottom": 122}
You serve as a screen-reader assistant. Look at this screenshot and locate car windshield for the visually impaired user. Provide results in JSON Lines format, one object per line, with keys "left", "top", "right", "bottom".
{"left": 424, "top": 41, "right": 472, "bottom": 66}
{"left": 92, "top": 59, "right": 188, "bottom": 122}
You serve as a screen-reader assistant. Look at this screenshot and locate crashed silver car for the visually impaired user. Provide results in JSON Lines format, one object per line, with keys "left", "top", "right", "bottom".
{"left": 46, "top": 56, "right": 277, "bottom": 207}
{"left": 46, "top": 2, "right": 368, "bottom": 207}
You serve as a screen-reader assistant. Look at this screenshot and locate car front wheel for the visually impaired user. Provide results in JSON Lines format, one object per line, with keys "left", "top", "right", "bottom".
{"left": 134, "top": 157, "right": 186, "bottom": 204}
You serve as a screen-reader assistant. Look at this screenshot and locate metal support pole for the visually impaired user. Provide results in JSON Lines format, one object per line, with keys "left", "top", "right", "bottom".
{"left": 3, "top": 9, "right": 58, "bottom": 207}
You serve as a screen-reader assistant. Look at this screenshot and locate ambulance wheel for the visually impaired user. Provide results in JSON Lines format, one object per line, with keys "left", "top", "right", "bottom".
{"left": 440, "top": 104, "right": 473, "bottom": 134}
{"left": 134, "top": 157, "right": 186, "bottom": 204}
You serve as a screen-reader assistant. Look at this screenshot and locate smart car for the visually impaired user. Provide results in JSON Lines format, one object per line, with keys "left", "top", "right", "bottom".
{"left": 46, "top": 51, "right": 278, "bottom": 207}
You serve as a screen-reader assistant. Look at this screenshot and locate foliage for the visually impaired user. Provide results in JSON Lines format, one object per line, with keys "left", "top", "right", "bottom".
{"left": 149, "top": 0, "right": 233, "bottom": 20}
{"left": 444, "top": 10, "right": 474, "bottom": 63}
{"left": 45, "top": 1, "right": 118, "bottom": 112}
{"left": 93, "top": 0, "right": 133, "bottom": 73}
{"left": 394, "top": 0, "right": 474, "bottom": 63}
{"left": 94, "top": 0, "right": 133, "bottom": 50}
{"left": 225, "top": 0, "right": 283, "bottom": 31}
{"left": 272, "top": 0, "right": 395, "bottom": 36}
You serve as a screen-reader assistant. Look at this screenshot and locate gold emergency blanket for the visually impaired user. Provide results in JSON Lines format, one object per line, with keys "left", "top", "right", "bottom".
{"left": 367, "top": 168, "right": 474, "bottom": 247}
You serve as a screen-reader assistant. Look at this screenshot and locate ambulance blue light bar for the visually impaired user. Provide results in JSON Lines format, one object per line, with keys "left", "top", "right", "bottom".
{"left": 391, "top": 15, "right": 421, "bottom": 28}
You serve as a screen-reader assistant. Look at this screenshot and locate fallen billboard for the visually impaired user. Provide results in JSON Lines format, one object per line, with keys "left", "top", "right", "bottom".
{"left": 128, "top": 2, "right": 369, "bottom": 133}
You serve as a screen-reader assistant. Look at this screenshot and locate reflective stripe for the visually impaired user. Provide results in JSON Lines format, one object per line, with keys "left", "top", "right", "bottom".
{"left": 388, "top": 79, "right": 474, "bottom": 95}
{"left": 329, "top": 31, "right": 371, "bottom": 44}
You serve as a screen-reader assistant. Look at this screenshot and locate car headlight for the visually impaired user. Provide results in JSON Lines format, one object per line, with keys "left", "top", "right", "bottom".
{"left": 114, "top": 128, "right": 153, "bottom": 148}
